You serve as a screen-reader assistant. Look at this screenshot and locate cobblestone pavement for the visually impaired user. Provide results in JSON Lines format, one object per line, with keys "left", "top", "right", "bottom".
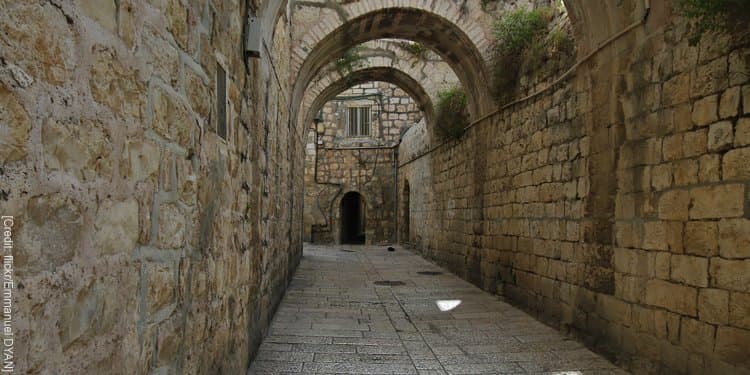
{"left": 248, "top": 244, "right": 627, "bottom": 374}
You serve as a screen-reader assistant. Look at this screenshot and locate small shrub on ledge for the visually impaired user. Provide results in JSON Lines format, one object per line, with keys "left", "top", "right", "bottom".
{"left": 490, "top": 7, "right": 575, "bottom": 104}
{"left": 434, "top": 87, "right": 469, "bottom": 140}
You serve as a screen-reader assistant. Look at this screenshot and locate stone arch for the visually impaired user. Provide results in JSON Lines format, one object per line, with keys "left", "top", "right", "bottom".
{"left": 301, "top": 67, "right": 435, "bottom": 137}
{"left": 288, "top": 0, "right": 659, "bottom": 130}
{"left": 562, "top": 0, "right": 655, "bottom": 56}
{"left": 290, "top": 3, "right": 495, "bottom": 125}
{"left": 303, "top": 39, "right": 458, "bottom": 104}
{"left": 282, "top": 0, "right": 658, "bottom": 65}
{"left": 299, "top": 39, "right": 458, "bottom": 132}
{"left": 259, "top": 1, "right": 289, "bottom": 48}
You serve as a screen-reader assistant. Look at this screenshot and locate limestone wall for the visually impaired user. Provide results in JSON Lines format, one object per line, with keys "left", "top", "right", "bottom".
{"left": 398, "top": 9, "right": 750, "bottom": 375}
{"left": 397, "top": 121, "right": 431, "bottom": 246}
{"left": 1, "top": 0, "right": 302, "bottom": 373}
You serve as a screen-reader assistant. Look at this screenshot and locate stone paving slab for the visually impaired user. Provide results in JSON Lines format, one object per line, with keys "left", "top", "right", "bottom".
{"left": 248, "top": 244, "right": 628, "bottom": 375}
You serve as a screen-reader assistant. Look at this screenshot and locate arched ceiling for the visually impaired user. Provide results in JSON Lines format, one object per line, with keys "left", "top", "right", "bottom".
{"left": 259, "top": 0, "right": 658, "bottom": 134}
{"left": 290, "top": 4, "right": 495, "bottom": 128}
{"left": 299, "top": 39, "right": 459, "bottom": 132}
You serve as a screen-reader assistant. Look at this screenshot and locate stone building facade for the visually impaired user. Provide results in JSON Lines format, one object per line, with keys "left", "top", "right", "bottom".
{"left": 303, "top": 82, "right": 422, "bottom": 244}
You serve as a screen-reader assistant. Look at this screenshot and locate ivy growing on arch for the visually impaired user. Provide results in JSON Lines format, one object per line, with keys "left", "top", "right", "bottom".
{"left": 335, "top": 46, "right": 365, "bottom": 74}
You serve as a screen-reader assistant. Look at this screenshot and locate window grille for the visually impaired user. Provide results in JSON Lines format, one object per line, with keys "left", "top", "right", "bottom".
{"left": 347, "top": 107, "right": 370, "bottom": 137}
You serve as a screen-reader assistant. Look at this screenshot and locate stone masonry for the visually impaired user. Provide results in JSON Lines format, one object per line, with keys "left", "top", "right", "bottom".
{"left": 397, "top": 2, "right": 750, "bottom": 374}
{"left": 2, "top": 1, "right": 302, "bottom": 373}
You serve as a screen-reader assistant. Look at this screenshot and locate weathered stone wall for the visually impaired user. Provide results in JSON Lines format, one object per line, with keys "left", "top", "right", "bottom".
{"left": 397, "top": 120, "right": 431, "bottom": 246}
{"left": 608, "top": 28, "right": 750, "bottom": 375}
{"left": 304, "top": 82, "right": 419, "bottom": 244}
{"left": 1, "top": 0, "right": 302, "bottom": 373}
{"left": 398, "top": 6, "right": 750, "bottom": 375}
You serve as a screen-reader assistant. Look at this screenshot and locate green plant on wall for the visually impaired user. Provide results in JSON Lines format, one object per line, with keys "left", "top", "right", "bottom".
{"left": 401, "top": 41, "right": 429, "bottom": 60}
{"left": 676, "top": 0, "right": 750, "bottom": 45}
{"left": 490, "top": 7, "right": 575, "bottom": 104}
{"left": 547, "top": 29, "right": 576, "bottom": 70}
{"left": 490, "top": 8, "right": 548, "bottom": 103}
{"left": 434, "top": 87, "right": 469, "bottom": 140}
{"left": 335, "top": 45, "right": 365, "bottom": 74}
{"left": 493, "top": 8, "right": 548, "bottom": 55}
{"left": 397, "top": 41, "right": 430, "bottom": 68}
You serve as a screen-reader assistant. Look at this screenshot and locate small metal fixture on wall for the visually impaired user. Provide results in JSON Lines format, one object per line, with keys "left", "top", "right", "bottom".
{"left": 313, "top": 112, "right": 324, "bottom": 145}
{"left": 244, "top": 14, "right": 261, "bottom": 59}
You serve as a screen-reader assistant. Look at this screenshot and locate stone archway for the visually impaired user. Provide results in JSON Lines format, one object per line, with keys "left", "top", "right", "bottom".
{"left": 283, "top": 0, "right": 655, "bottom": 60}
{"left": 298, "top": 39, "right": 459, "bottom": 134}
{"left": 290, "top": 4, "right": 495, "bottom": 127}
{"left": 287, "top": 0, "right": 659, "bottom": 127}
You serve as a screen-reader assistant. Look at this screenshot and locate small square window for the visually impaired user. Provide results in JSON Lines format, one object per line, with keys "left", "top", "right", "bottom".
{"left": 347, "top": 107, "right": 370, "bottom": 137}
{"left": 216, "top": 63, "right": 227, "bottom": 140}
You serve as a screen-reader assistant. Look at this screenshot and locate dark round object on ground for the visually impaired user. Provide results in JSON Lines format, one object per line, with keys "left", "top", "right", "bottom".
{"left": 374, "top": 280, "right": 405, "bottom": 286}
{"left": 387, "top": 246, "right": 395, "bottom": 252}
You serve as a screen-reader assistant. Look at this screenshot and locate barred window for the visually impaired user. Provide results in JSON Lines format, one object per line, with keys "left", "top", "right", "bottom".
{"left": 347, "top": 107, "right": 370, "bottom": 137}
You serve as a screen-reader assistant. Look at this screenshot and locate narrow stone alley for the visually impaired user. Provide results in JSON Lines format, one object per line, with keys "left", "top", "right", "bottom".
{"left": 249, "top": 244, "right": 625, "bottom": 374}
{"left": 6, "top": 0, "right": 750, "bottom": 373}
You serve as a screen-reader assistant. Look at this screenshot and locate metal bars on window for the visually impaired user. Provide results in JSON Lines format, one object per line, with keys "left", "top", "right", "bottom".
{"left": 347, "top": 107, "right": 370, "bottom": 137}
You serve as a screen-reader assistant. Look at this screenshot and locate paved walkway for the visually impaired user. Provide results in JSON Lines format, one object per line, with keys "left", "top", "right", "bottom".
{"left": 248, "top": 244, "right": 627, "bottom": 374}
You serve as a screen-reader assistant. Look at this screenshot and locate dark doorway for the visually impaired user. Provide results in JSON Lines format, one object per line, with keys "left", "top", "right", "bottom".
{"left": 341, "top": 192, "right": 366, "bottom": 244}
{"left": 401, "top": 181, "right": 410, "bottom": 244}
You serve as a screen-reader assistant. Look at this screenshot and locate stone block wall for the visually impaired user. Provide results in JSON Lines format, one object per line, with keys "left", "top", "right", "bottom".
{"left": 609, "top": 28, "right": 750, "bottom": 373}
{"left": 397, "top": 121, "right": 431, "bottom": 245}
{"left": 2, "top": 0, "right": 302, "bottom": 373}
{"left": 398, "top": 10, "right": 750, "bottom": 375}
{"left": 303, "top": 82, "right": 419, "bottom": 244}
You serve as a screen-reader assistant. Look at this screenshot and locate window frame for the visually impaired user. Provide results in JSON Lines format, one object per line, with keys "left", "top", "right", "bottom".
{"left": 347, "top": 106, "right": 371, "bottom": 137}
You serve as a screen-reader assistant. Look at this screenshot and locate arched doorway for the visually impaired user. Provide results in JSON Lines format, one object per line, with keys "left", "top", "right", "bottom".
{"left": 341, "top": 192, "right": 366, "bottom": 244}
{"left": 401, "top": 181, "right": 410, "bottom": 244}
